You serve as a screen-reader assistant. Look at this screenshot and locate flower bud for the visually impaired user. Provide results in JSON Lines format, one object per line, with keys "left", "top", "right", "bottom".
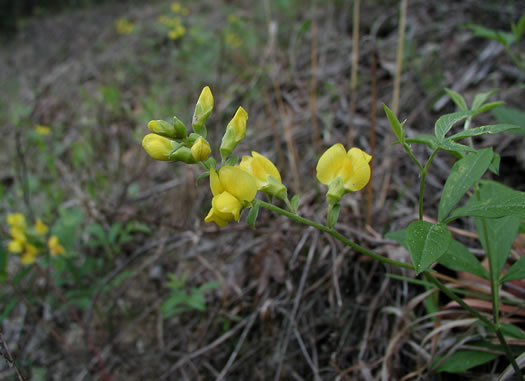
{"left": 142, "top": 134, "right": 178, "bottom": 161}
{"left": 148, "top": 118, "right": 187, "bottom": 140}
{"left": 191, "top": 137, "right": 211, "bottom": 161}
{"left": 192, "top": 86, "right": 214, "bottom": 136}
{"left": 220, "top": 106, "right": 248, "bottom": 161}
{"left": 169, "top": 146, "right": 197, "bottom": 164}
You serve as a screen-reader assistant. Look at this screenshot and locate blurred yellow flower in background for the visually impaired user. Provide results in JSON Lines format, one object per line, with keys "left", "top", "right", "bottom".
{"left": 34, "top": 218, "right": 49, "bottom": 235}
{"left": 48, "top": 235, "right": 65, "bottom": 256}
{"left": 35, "top": 124, "right": 51, "bottom": 135}
{"left": 115, "top": 17, "right": 135, "bottom": 35}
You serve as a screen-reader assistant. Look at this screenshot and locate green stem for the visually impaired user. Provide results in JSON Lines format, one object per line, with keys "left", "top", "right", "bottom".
{"left": 255, "top": 199, "right": 413, "bottom": 270}
{"left": 418, "top": 148, "right": 439, "bottom": 220}
{"left": 403, "top": 143, "right": 424, "bottom": 172}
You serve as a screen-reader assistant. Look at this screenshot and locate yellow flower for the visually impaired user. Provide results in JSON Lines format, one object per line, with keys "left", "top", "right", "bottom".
{"left": 220, "top": 106, "right": 248, "bottom": 160}
{"left": 10, "top": 227, "right": 27, "bottom": 244}
{"left": 7, "top": 213, "right": 26, "bottom": 230}
{"left": 191, "top": 137, "right": 211, "bottom": 161}
{"left": 34, "top": 218, "right": 48, "bottom": 235}
{"left": 35, "top": 124, "right": 51, "bottom": 135}
{"left": 239, "top": 151, "right": 287, "bottom": 200}
{"left": 142, "top": 134, "right": 178, "bottom": 161}
{"left": 316, "top": 144, "right": 372, "bottom": 204}
{"left": 171, "top": 2, "right": 189, "bottom": 15}
{"left": 48, "top": 235, "right": 65, "bottom": 256}
{"left": 21, "top": 244, "right": 38, "bottom": 265}
{"left": 204, "top": 166, "right": 257, "bottom": 227}
{"left": 168, "top": 25, "right": 186, "bottom": 40}
{"left": 115, "top": 18, "right": 135, "bottom": 35}
{"left": 8, "top": 240, "right": 23, "bottom": 253}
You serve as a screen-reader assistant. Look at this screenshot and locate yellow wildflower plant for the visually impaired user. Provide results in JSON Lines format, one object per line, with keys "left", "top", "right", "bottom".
{"left": 316, "top": 143, "right": 372, "bottom": 205}
{"left": 7, "top": 240, "right": 24, "bottom": 254}
{"left": 48, "top": 235, "right": 65, "bottom": 256}
{"left": 148, "top": 118, "right": 187, "bottom": 140}
{"left": 9, "top": 227, "right": 27, "bottom": 245}
{"left": 168, "top": 25, "right": 186, "bottom": 40}
{"left": 142, "top": 134, "right": 196, "bottom": 163}
{"left": 239, "top": 151, "right": 287, "bottom": 201}
{"left": 204, "top": 166, "right": 257, "bottom": 227}
{"left": 115, "top": 17, "right": 135, "bottom": 35}
{"left": 171, "top": 2, "right": 189, "bottom": 16}
{"left": 35, "top": 124, "right": 51, "bottom": 136}
{"left": 34, "top": 218, "right": 49, "bottom": 235}
{"left": 7, "top": 213, "right": 27, "bottom": 230}
{"left": 220, "top": 106, "right": 248, "bottom": 161}
{"left": 191, "top": 137, "right": 211, "bottom": 162}
{"left": 21, "top": 244, "right": 38, "bottom": 265}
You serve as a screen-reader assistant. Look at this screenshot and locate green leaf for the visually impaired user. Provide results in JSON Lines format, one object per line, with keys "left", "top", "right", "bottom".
{"left": 473, "top": 184, "right": 521, "bottom": 276}
{"left": 434, "top": 349, "right": 499, "bottom": 373}
{"left": 438, "top": 139, "right": 476, "bottom": 155}
{"left": 445, "top": 88, "right": 468, "bottom": 111}
{"left": 467, "top": 24, "right": 516, "bottom": 46}
{"left": 488, "top": 152, "right": 500, "bottom": 175}
{"left": 437, "top": 239, "right": 489, "bottom": 280}
{"left": 472, "top": 89, "right": 498, "bottom": 110}
{"left": 405, "top": 134, "right": 439, "bottom": 149}
{"left": 108, "top": 223, "right": 122, "bottom": 245}
{"left": 448, "top": 124, "right": 520, "bottom": 141}
{"left": 197, "top": 281, "right": 220, "bottom": 292}
{"left": 473, "top": 101, "right": 504, "bottom": 115}
{"left": 434, "top": 110, "right": 473, "bottom": 140}
{"left": 196, "top": 171, "right": 210, "bottom": 183}
{"left": 438, "top": 148, "right": 493, "bottom": 222}
{"left": 204, "top": 156, "right": 216, "bottom": 170}
{"left": 515, "top": 14, "right": 525, "bottom": 40}
{"left": 500, "top": 323, "right": 525, "bottom": 339}
{"left": 224, "top": 155, "right": 239, "bottom": 166}
{"left": 246, "top": 203, "right": 260, "bottom": 228}
{"left": 406, "top": 221, "right": 452, "bottom": 274}
{"left": 501, "top": 256, "right": 525, "bottom": 283}
{"left": 383, "top": 104, "right": 405, "bottom": 144}
{"left": 385, "top": 228, "right": 407, "bottom": 246}
{"left": 290, "top": 194, "right": 300, "bottom": 213}
{"left": 492, "top": 106, "right": 525, "bottom": 136}
{"left": 450, "top": 183, "right": 525, "bottom": 220}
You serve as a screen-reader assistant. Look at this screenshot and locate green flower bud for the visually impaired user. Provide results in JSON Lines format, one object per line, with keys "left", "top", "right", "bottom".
{"left": 192, "top": 86, "right": 214, "bottom": 137}
{"left": 148, "top": 119, "right": 186, "bottom": 140}
{"left": 169, "top": 146, "right": 197, "bottom": 164}
{"left": 220, "top": 106, "right": 248, "bottom": 161}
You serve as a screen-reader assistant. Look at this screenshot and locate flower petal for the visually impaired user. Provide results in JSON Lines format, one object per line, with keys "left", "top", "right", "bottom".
{"left": 252, "top": 151, "right": 281, "bottom": 183}
{"left": 316, "top": 144, "right": 347, "bottom": 185}
{"left": 219, "top": 166, "right": 257, "bottom": 202}
{"left": 209, "top": 168, "right": 224, "bottom": 196}
{"left": 344, "top": 148, "right": 372, "bottom": 191}
{"left": 212, "top": 192, "right": 242, "bottom": 221}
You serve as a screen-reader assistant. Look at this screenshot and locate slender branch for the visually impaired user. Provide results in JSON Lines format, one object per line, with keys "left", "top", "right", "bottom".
{"left": 255, "top": 200, "right": 413, "bottom": 269}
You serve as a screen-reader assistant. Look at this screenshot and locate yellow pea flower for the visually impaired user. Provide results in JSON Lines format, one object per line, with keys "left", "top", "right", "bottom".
{"left": 48, "top": 235, "right": 65, "bottom": 256}
{"left": 192, "top": 86, "right": 214, "bottom": 136}
{"left": 220, "top": 106, "right": 248, "bottom": 161}
{"left": 316, "top": 144, "right": 372, "bottom": 204}
{"left": 10, "top": 227, "right": 27, "bottom": 245}
{"left": 204, "top": 166, "right": 257, "bottom": 227}
{"left": 35, "top": 125, "right": 51, "bottom": 136}
{"left": 191, "top": 137, "right": 211, "bottom": 161}
{"left": 7, "top": 213, "right": 26, "bottom": 230}
{"left": 34, "top": 218, "right": 49, "bottom": 235}
{"left": 115, "top": 18, "right": 135, "bottom": 35}
{"left": 239, "top": 151, "right": 287, "bottom": 201}
{"left": 148, "top": 118, "right": 187, "bottom": 139}
{"left": 8, "top": 240, "right": 23, "bottom": 253}
{"left": 21, "top": 244, "right": 38, "bottom": 265}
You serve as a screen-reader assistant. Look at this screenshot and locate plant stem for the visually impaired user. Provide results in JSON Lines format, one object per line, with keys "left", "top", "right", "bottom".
{"left": 255, "top": 200, "right": 413, "bottom": 269}
{"left": 418, "top": 148, "right": 439, "bottom": 220}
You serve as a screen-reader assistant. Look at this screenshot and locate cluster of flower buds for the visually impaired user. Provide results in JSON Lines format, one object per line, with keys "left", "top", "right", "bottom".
{"left": 142, "top": 86, "right": 372, "bottom": 228}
